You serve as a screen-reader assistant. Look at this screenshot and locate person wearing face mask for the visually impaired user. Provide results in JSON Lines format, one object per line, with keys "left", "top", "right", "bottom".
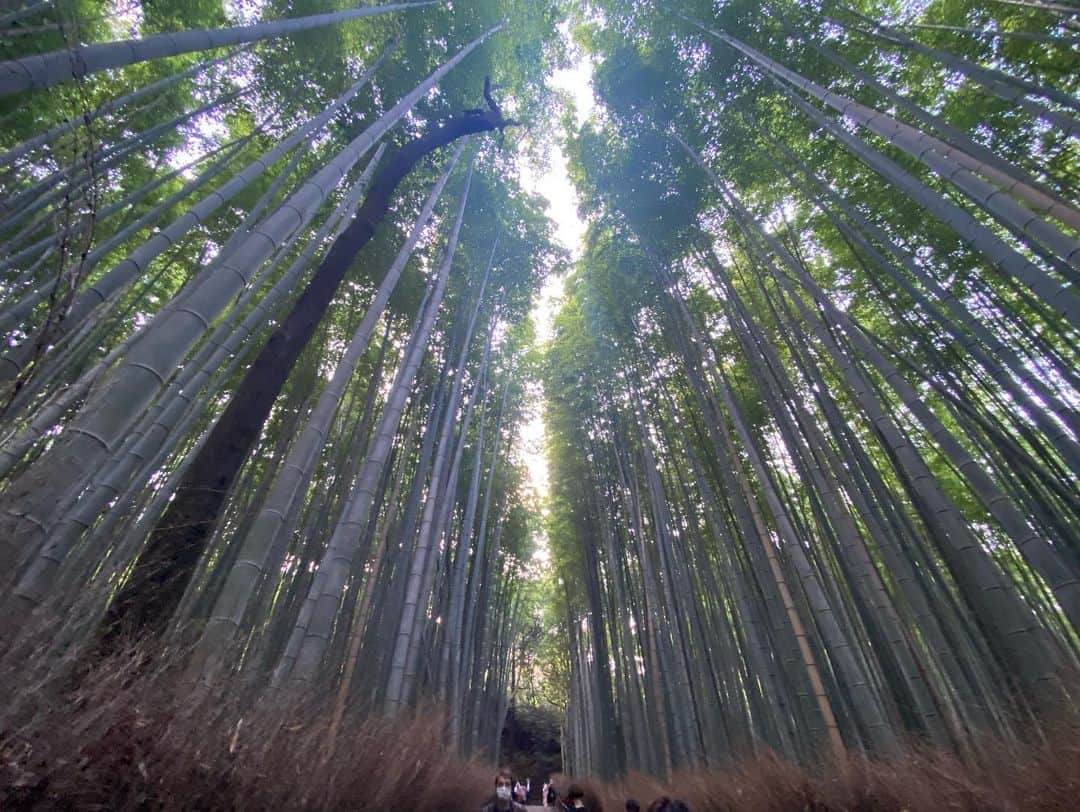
{"left": 482, "top": 769, "right": 528, "bottom": 812}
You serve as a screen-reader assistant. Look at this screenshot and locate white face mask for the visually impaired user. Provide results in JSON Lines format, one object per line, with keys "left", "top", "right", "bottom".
{"left": 496, "top": 786, "right": 512, "bottom": 801}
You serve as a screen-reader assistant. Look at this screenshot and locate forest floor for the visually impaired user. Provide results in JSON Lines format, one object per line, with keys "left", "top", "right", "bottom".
{"left": 574, "top": 725, "right": 1080, "bottom": 812}
{"left": 3, "top": 656, "right": 1079, "bottom": 811}
{"left": 0, "top": 653, "right": 495, "bottom": 811}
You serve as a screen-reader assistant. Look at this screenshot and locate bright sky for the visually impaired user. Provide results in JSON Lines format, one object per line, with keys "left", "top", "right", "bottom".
{"left": 515, "top": 57, "right": 595, "bottom": 544}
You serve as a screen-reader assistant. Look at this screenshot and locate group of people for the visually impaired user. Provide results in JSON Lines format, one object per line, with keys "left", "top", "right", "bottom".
{"left": 509, "top": 777, "right": 530, "bottom": 805}
{"left": 481, "top": 770, "right": 529, "bottom": 811}
{"left": 483, "top": 769, "right": 690, "bottom": 812}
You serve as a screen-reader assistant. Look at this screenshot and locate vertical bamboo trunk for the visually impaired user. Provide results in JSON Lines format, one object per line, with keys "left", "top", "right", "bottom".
{"left": 784, "top": 27, "right": 1080, "bottom": 231}
{"left": 91, "top": 33, "right": 506, "bottom": 648}
{"left": 192, "top": 144, "right": 462, "bottom": 681}
{"left": 835, "top": 9, "right": 1080, "bottom": 118}
{"left": 0, "top": 48, "right": 390, "bottom": 370}
{"left": 0, "top": 2, "right": 437, "bottom": 95}
{"left": 385, "top": 249, "right": 493, "bottom": 712}
{"left": 679, "top": 133, "right": 1080, "bottom": 634}
{"left": 3, "top": 156, "right": 382, "bottom": 631}
{"left": 444, "top": 309, "right": 495, "bottom": 742}
{"left": 696, "top": 23, "right": 1080, "bottom": 248}
{"left": 766, "top": 142, "right": 1080, "bottom": 469}
{"left": 776, "top": 88, "right": 1080, "bottom": 329}
{"left": 0, "top": 48, "right": 244, "bottom": 166}
{"left": 277, "top": 167, "right": 473, "bottom": 687}
{"left": 0, "top": 134, "right": 302, "bottom": 388}
{"left": 720, "top": 171, "right": 1080, "bottom": 634}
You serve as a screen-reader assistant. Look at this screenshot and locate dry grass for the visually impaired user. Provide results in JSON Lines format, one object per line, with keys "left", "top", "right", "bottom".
{"left": 3, "top": 650, "right": 1079, "bottom": 810}
{"left": 580, "top": 721, "right": 1080, "bottom": 812}
{"left": 0, "top": 650, "right": 491, "bottom": 811}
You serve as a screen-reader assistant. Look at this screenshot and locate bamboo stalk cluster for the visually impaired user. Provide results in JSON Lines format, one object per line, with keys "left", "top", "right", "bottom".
{"left": 550, "top": 0, "right": 1080, "bottom": 779}
{"left": 0, "top": 0, "right": 554, "bottom": 760}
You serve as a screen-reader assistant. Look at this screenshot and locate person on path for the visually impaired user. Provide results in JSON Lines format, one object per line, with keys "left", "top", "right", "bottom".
{"left": 559, "top": 784, "right": 587, "bottom": 810}
{"left": 482, "top": 769, "right": 527, "bottom": 812}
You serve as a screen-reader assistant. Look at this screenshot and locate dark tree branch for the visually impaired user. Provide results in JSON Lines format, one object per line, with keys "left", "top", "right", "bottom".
{"left": 93, "top": 80, "right": 520, "bottom": 654}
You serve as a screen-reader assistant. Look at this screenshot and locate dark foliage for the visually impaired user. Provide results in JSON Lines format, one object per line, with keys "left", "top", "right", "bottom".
{"left": 500, "top": 702, "right": 562, "bottom": 789}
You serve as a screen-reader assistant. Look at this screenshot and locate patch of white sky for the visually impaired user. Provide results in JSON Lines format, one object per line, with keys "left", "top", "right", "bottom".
{"left": 514, "top": 51, "right": 596, "bottom": 566}
{"left": 162, "top": 0, "right": 266, "bottom": 177}
{"left": 108, "top": 0, "right": 143, "bottom": 35}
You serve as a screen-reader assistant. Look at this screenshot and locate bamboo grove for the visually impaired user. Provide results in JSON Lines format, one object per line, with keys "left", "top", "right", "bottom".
{"left": 0, "top": 0, "right": 567, "bottom": 758}
{"left": 2, "top": 0, "right": 1080, "bottom": 790}
{"left": 547, "top": 0, "right": 1080, "bottom": 779}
